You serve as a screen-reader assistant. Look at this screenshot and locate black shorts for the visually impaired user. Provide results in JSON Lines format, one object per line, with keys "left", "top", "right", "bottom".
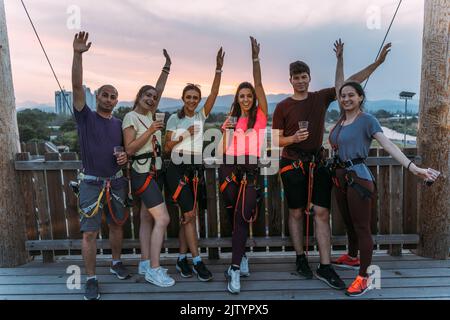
{"left": 280, "top": 157, "right": 332, "bottom": 210}
{"left": 165, "top": 162, "right": 205, "bottom": 214}
{"left": 131, "top": 169, "right": 165, "bottom": 210}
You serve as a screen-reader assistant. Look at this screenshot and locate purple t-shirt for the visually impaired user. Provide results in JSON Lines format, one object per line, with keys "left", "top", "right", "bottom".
{"left": 74, "top": 105, "right": 124, "bottom": 184}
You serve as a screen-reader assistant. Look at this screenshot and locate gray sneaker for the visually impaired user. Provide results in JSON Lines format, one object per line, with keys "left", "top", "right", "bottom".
{"left": 225, "top": 266, "right": 240, "bottom": 294}
{"left": 145, "top": 267, "right": 175, "bottom": 287}
{"left": 110, "top": 262, "right": 131, "bottom": 280}
{"left": 240, "top": 256, "right": 250, "bottom": 277}
{"left": 84, "top": 278, "right": 100, "bottom": 300}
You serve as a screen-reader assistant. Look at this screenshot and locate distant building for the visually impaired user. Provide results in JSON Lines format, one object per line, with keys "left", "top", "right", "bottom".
{"left": 55, "top": 86, "right": 96, "bottom": 115}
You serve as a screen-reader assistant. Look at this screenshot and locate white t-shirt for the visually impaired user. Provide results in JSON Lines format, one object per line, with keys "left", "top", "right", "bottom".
{"left": 122, "top": 111, "right": 163, "bottom": 173}
{"left": 166, "top": 108, "right": 208, "bottom": 155}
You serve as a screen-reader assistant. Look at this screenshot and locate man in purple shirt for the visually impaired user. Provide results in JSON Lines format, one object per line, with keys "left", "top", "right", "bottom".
{"left": 72, "top": 31, "right": 130, "bottom": 300}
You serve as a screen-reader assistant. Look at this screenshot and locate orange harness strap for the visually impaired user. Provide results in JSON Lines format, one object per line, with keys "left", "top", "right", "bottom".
{"left": 219, "top": 173, "right": 238, "bottom": 193}
{"left": 135, "top": 173, "right": 153, "bottom": 197}
{"left": 280, "top": 160, "right": 306, "bottom": 176}
{"left": 233, "top": 174, "right": 258, "bottom": 232}
{"left": 172, "top": 176, "right": 189, "bottom": 203}
{"left": 105, "top": 181, "right": 129, "bottom": 226}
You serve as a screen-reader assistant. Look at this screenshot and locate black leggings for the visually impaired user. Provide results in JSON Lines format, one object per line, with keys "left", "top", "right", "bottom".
{"left": 219, "top": 163, "right": 259, "bottom": 266}
{"left": 334, "top": 169, "right": 375, "bottom": 277}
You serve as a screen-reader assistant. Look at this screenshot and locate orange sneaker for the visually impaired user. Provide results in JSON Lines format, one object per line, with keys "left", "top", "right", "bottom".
{"left": 332, "top": 254, "right": 360, "bottom": 269}
{"left": 345, "top": 276, "right": 372, "bottom": 297}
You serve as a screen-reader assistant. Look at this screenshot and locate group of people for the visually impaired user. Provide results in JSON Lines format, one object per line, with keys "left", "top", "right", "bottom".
{"left": 72, "top": 32, "right": 440, "bottom": 300}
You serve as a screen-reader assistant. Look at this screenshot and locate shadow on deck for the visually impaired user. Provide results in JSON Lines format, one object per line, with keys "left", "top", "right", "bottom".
{"left": 1, "top": 251, "right": 450, "bottom": 300}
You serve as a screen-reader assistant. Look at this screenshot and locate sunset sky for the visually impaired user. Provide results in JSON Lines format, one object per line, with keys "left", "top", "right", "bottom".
{"left": 4, "top": 0, "right": 425, "bottom": 106}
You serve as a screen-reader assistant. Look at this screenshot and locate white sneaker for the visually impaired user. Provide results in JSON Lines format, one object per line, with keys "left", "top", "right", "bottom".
{"left": 145, "top": 267, "right": 175, "bottom": 287}
{"left": 138, "top": 260, "right": 150, "bottom": 275}
{"left": 240, "top": 256, "right": 250, "bottom": 277}
{"left": 225, "top": 266, "right": 240, "bottom": 294}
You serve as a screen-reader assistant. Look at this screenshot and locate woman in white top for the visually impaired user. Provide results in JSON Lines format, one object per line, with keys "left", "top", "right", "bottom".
{"left": 164, "top": 48, "right": 225, "bottom": 282}
{"left": 123, "top": 50, "right": 175, "bottom": 288}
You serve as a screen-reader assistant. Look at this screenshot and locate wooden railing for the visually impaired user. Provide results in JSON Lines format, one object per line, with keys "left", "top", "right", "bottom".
{"left": 15, "top": 142, "right": 421, "bottom": 263}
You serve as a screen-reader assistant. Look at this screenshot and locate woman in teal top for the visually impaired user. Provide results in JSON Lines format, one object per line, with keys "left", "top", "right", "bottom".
{"left": 329, "top": 80, "right": 440, "bottom": 297}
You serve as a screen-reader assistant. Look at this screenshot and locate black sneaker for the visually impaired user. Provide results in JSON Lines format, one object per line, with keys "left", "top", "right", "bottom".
{"left": 84, "top": 278, "right": 100, "bottom": 300}
{"left": 315, "top": 265, "right": 346, "bottom": 290}
{"left": 193, "top": 261, "right": 213, "bottom": 282}
{"left": 176, "top": 257, "right": 193, "bottom": 278}
{"left": 110, "top": 262, "right": 131, "bottom": 280}
{"left": 296, "top": 254, "right": 313, "bottom": 279}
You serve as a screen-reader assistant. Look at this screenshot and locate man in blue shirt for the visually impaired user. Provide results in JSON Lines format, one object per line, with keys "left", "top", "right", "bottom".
{"left": 72, "top": 31, "right": 130, "bottom": 300}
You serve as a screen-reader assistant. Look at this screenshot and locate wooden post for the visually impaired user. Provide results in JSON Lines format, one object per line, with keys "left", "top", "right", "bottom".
{"left": 0, "top": 0, "right": 29, "bottom": 267}
{"left": 417, "top": 0, "right": 450, "bottom": 259}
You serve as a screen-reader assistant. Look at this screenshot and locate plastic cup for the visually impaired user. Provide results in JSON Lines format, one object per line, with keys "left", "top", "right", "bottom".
{"left": 114, "top": 146, "right": 124, "bottom": 156}
{"left": 228, "top": 116, "right": 237, "bottom": 128}
{"left": 155, "top": 113, "right": 165, "bottom": 122}
{"left": 298, "top": 121, "right": 309, "bottom": 130}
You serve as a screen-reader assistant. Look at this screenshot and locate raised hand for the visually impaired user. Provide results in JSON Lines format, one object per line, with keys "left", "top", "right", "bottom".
{"left": 334, "top": 38, "right": 344, "bottom": 59}
{"left": 376, "top": 42, "right": 392, "bottom": 65}
{"left": 163, "top": 49, "right": 171, "bottom": 68}
{"left": 250, "top": 36, "right": 260, "bottom": 59}
{"left": 216, "top": 47, "right": 225, "bottom": 70}
{"left": 73, "top": 32, "right": 92, "bottom": 54}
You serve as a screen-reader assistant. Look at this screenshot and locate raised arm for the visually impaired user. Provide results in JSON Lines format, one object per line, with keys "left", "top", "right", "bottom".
{"left": 334, "top": 39, "right": 345, "bottom": 99}
{"left": 251, "top": 36, "right": 268, "bottom": 117}
{"left": 373, "top": 132, "right": 440, "bottom": 181}
{"left": 72, "top": 32, "right": 92, "bottom": 111}
{"left": 154, "top": 49, "right": 171, "bottom": 109}
{"left": 203, "top": 48, "right": 225, "bottom": 117}
{"left": 346, "top": 43, "right": 391, "bottom": 83}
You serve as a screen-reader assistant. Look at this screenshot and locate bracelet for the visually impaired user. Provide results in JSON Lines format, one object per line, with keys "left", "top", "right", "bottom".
{"left": 253, "top": 58, "right": 260, "bottom": 62}
{"left": 216, "top": 69, "right": 223, "bottom": 74}
{"left": 407, "top": 161, "right": 414, "bottom": 171}
{"left": 162, "top": 68, "right": 170, "bottom": 74}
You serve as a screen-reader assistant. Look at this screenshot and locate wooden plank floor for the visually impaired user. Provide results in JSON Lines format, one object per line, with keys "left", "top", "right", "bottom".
{"left": 1, "top": 252, "right": 450, "bottom": 300}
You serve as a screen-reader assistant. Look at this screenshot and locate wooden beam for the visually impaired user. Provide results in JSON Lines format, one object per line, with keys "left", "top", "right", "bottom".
{"left": 25, "top": 234, "right": 420, "bottom": 251}
{"left": 0, "top": 0, "right": 28, "bottom": 267}
{"left": 417, "top": 0, "right": 450, "bottom": 259}
{"left": 14, "top": 155, "right": 422, "bottom": 171}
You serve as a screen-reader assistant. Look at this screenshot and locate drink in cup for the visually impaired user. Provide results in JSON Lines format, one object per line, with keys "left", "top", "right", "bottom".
{"left": 155, "top": 113, "right": 165, "bottom": 123}
{"left": 228, "top": 116, "right": 237, "bottom": 128}
{"left": 114, "top": 146, "right": 124, "bottom": 156}
{"left": 298, "top": 121, "right": 309, "bottom": 130}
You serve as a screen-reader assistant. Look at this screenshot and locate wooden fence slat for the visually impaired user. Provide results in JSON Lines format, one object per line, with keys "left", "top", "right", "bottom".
{"left": 44, "top": 153, "right": 68, "bottom": 256}
{"left": 403, "top": 148, "right": 418, "bottom": 236}
{"left": 379, "top": 149, "right": 390, "bottom": 251}
{"left": 205, "top": 168, "right": 219, "bottom": 259}
{"left": 26, "top": 142, "right": 38, "bottom": 156}
{"left": 390, "top": 161, "right": 404, "bottom": 256}
{"left": 61, "top": 153, "right": 81, "bottom": 255}
{"left": 31, "top": 159, "right": 53, "bottom": 262}
{"left": 16, "top": 153, "right": 40, "bottom": 256}
{"left": 369, "top": 148, "right": 379, "bottom": 237}
{"left": 268, "top": 174, "right": 283, "bottom": 252}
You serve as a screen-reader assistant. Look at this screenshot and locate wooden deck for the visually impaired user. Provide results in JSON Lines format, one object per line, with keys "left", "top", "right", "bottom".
{"left": 1, "top": 252, "right": 450, "bottom": 300}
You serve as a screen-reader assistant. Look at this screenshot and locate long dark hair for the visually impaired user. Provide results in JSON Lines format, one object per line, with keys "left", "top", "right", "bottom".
{"left": 330, "top": 81, "right": 367, "bottom": 138}
{"left": 178, "top": 84, "right": 202, "bottom": 119}
{"left": 229, "top": 82, "right": 258, "bottom": 129}
{"left": 132, "top": 85, "right": 157, "bottom": 111}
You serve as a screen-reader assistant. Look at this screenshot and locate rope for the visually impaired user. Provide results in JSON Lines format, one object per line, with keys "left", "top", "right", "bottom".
{"left": 20, "top": 0, "right": 73, "bottom": 116}
{"left": 364, "top": 0, "right": 403, "bottom": 90}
